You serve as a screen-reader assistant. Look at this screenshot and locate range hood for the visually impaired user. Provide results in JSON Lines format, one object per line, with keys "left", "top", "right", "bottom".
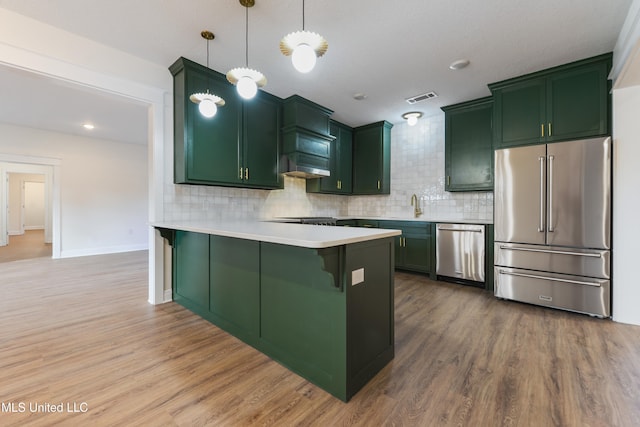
{"left": 280, "top": 95, "right": 334, "bottom": 179}
{"left": 281, "top": 126, "right": 334, "bottom": 178}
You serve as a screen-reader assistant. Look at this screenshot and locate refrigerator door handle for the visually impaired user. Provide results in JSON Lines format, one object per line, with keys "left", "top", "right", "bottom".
{"left": 498, "top": 270, "right": 601, "bottom": 287}
{"left": 498, "top": 245, "right": 602, "bottom": 258}
{"left": 548, "top": 154, "right": 555, "bottom": 232}
{"left": 538, "top": 156, "right": 545, "bottom": 232}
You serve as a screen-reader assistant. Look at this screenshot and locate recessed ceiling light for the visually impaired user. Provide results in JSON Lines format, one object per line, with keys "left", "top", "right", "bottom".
{"left": 82, "top": 123, "right": 95, "bottom": 130}
{"left": 353, "top": 93, "right": 367, "bottom": 101}
{"left": 449, "top": 59, "right": 470, "bottom": 70}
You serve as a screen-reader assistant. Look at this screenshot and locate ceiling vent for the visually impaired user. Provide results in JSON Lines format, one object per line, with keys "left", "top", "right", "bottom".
{"left": 406, "top": 91, "right": 438, "bottom": 104}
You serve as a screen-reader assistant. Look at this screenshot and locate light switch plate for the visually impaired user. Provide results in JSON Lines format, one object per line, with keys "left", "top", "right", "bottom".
{"left": 352, "top": 268, "right": 365, "bottom": 286}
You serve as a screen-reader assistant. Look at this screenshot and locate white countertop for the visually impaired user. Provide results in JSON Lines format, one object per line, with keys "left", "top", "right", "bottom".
{"left": 152, "top": 220, "right": 401, "bottom": 249}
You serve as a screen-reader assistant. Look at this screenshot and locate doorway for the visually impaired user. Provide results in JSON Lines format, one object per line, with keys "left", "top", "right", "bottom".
{"left": 0, "top": 172, "right": 51, "bottom": 262}
{"left": 0, "top": 158, "right": 59, "bottom": 261}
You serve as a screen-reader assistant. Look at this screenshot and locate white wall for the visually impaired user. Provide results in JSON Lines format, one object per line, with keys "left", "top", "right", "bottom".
{"left": 610, "top": 0, "right": 640, "bottom": 325}
{"left": 24, "top": 181, "right": 45, "bottom": 229}
{"left": 0, "top": 123, "right": 148, "bottom": 257}
{"left": 612, "top": 84, "right": 640, "bottom": 325}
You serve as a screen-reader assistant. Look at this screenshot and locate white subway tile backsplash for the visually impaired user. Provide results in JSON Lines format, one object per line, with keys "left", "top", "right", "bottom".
{"left": 164, "top": 112, "right": 493, "bottom": 223}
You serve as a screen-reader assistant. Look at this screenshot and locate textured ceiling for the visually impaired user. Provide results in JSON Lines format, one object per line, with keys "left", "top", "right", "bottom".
{"left": 0, "top": 0, "right": 633, "bottom": 144}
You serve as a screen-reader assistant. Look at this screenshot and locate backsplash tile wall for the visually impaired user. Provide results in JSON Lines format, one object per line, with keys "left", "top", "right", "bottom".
{"left": 164, "top": 112, "right": 493, "bottom": 222}
{"left": 347, "top": 113, "right": 493, "bottom": 222}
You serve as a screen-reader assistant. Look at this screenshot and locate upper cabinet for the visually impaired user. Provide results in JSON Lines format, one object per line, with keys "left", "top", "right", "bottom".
{"left": 352, "top": 121, "right": 393, "bottom": 195}
{"left": 306, "top": 120, "right": 353, "bottom": 194}
{"left": 490, "top": 53, "right": 611, "bottom": 148}
{"left": 170, "top": 57, "right": 283, "bottom": 189}
{"left": 442, "top": 97, "right": 494, "bottom": 192}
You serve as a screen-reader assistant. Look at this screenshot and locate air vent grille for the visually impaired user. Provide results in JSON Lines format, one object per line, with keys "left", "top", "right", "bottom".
{"left": 406, "top": 91, "right": 438, "bottom": 104}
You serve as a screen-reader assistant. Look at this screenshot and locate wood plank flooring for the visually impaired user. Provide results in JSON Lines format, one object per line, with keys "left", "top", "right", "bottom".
{"left": 0, "top": 230, "right": 51, "bottom": 263}
{"left": 1, "top": 251, "right": 639, "bottom": 426}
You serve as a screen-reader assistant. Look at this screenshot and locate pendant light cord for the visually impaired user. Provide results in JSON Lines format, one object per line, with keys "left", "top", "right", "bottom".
{"left": 206, "top": 38, "right": 210, "bottom": 68}
{"left": 302, "top": 0, "right": 306, "bottom": 30}
{"left": 245, "top": 5, "right": 249, "bottom": 67}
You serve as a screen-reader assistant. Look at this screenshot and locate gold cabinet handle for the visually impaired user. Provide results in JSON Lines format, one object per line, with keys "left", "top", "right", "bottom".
{"left": 447, "top": 176, "right": 451, "bottom": 186}
{"left": 377, "top": 180, "right": 381, "bottom": 190}
{"left": 541, "top": 124, "right": 544, "bottom": 138}
{"left": 239, "top": 167, "right": 243, "bottom": 180}
{"left": 245, "top": 167, "right": 249, "bottom": 180}
{"left": 548, "top": 122, "right": 552, "bottom": 137}
{"left": 337, "top": 180, "right": 341, "bottom": 190}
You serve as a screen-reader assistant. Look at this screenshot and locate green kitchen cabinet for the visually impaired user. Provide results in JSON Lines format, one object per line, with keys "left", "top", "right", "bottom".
{"left": 306, "top": 120, "right": 353, "bottom": 194}
{"left": 242, "top": 91, "right": 283, "bottom": 188}
{"left": 172, "top": 231, "right": 210, "bottom": 316}
{"left": 490, "top": 53, "right": 611, "bottom": 148}
{"left": 209, "top": 236, "right": 260, "bottom": 341}
{"left": 167, "top": 229, "right": 395, "bottom": 402}
{"left": 170, "top": 57, "right": 282, "bottom": 189}
{"left": 442, "top": 97, "right": 494, "bottom": 191}
{"left": 380, "top": 221, "right": 434, "bottom": 277}
{"left": 352, "top": 121, "right": 393, "bottom": 195}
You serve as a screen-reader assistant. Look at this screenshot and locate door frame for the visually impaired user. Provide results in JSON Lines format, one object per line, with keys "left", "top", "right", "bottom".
{"left": 0, "top": 156, "right": 60, "bottom": 257}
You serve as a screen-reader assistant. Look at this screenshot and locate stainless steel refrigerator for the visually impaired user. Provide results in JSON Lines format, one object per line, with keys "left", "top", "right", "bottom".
{"left": 494, "top": 136, "right": 612, "bottom": 317}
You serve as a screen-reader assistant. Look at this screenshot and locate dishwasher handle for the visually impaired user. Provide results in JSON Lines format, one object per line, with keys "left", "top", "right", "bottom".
{"left": 437, "top": 226, "right": 484, "bottom": 233}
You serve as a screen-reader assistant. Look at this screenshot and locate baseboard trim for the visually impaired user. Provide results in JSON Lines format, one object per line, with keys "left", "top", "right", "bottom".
{"left": 163, "top": 289, "right": 173, "bottom": 303}
{"left": 60, "top": 243, "right": 149, "bottom": 259}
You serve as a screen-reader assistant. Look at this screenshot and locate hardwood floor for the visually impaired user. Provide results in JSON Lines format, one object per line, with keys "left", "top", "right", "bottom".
{"left": 1, "top": 251, "right": 639, "bottom": 426}
{"left": 0, "top": 230, "right": 51, "bottom": 263}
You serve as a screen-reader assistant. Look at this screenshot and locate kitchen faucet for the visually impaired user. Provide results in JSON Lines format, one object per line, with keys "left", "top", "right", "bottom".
{"left": 411, "top": 194, "right": 422, "bottom": 218}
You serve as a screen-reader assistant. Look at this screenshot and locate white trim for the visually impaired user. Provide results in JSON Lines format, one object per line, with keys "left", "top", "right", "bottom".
{"left": 23, "top": 226, "right": 45, "bottom": 231}
{"left": 60, "top": 244, "right": 149, "bottom": 259}
{"left": 612, "top": 0, "right": 640, "bottom": 87}
{"left": 163, "top": 289, "right": 173, "bottom": 303}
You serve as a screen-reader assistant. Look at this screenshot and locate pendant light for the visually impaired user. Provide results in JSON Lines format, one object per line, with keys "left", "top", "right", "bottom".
{"left": 190, "top": 30, "right": 225, "bottom": 118}
{"left": 226, "top": 0, "right": 266, "bottom": 100}
{"left": 280, "top": 0, "right": 328, "bottom": 73}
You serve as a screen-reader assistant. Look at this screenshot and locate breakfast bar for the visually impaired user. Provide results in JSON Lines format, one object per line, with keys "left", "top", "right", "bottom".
{"left": 153, "top": 220, "right": 400, "bottom": 401}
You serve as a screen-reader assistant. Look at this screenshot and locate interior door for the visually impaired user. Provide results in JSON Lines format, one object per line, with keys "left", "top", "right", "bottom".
{"left": 494, "top": 144, "right": 547, "bottom": 245}
{"left": 546, "top": 137, "right": 611, "bottom": 249}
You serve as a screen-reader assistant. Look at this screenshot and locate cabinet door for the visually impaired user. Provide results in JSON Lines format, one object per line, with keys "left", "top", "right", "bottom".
{"left": 185, "top": 68, "right": 242, "bottom": 184}
{"left": 444, "top": 98, "right": 493, "bottom": 191}
{"left": 403, "top": 234, "right": 430, "bottom": 273}
{"left": 243, "top": 92, "right": 282, "bottom": 189}
{"left": 210, "top": 236, "right": 260, "bottom": 339}
{"left": 353, "top": 122, "right": 391, "bottom": 194}
{"left": 307, "top": 121, "right": 353, "bottom": 195}
{"left": 173, "top": 231, "right": 210, "bottom": 311}
{"left": 547, "top": 62, "right": 609, "bottom": 142}
{"left": 493, "top": 78, "right": 546, "bottom": 148}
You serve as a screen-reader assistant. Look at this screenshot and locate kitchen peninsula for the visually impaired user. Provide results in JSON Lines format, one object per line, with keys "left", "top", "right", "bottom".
{"left": 153, "top": 220, "right": 401, "bottom": 401}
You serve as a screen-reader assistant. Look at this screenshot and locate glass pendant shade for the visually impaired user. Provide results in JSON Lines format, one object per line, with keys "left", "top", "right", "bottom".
{"left": 237, "top": 75, "right": 258, "bottom": 99}
{"left": 407, "top": 116, "right": 418, "bottom": 126}
{"left": 198, "top": 98, "right": 218, "bottom": 118}
{"left": 292, "top": 43, "right": 316, "bottom": 73}
{"left": 280, "top": 31, "right": 328, "bottom": 73}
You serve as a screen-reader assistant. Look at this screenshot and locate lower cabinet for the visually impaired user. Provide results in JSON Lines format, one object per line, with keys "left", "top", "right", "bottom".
{"left": 209, "top": 236, "right": 260, "bottom": 340}
{"left": 171, "top": 230, "right": 394, "bottom": 402}
{"left": 380, "top": 221, "right": 435, "bottom": 278}
{"left": 173, "top": 231, "right": 209, "bottom": 313}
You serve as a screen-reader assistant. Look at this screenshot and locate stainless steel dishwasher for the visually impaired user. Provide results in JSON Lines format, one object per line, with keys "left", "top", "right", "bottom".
{"left": 436, "top": 223, "right": 485, "bottom": 284}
